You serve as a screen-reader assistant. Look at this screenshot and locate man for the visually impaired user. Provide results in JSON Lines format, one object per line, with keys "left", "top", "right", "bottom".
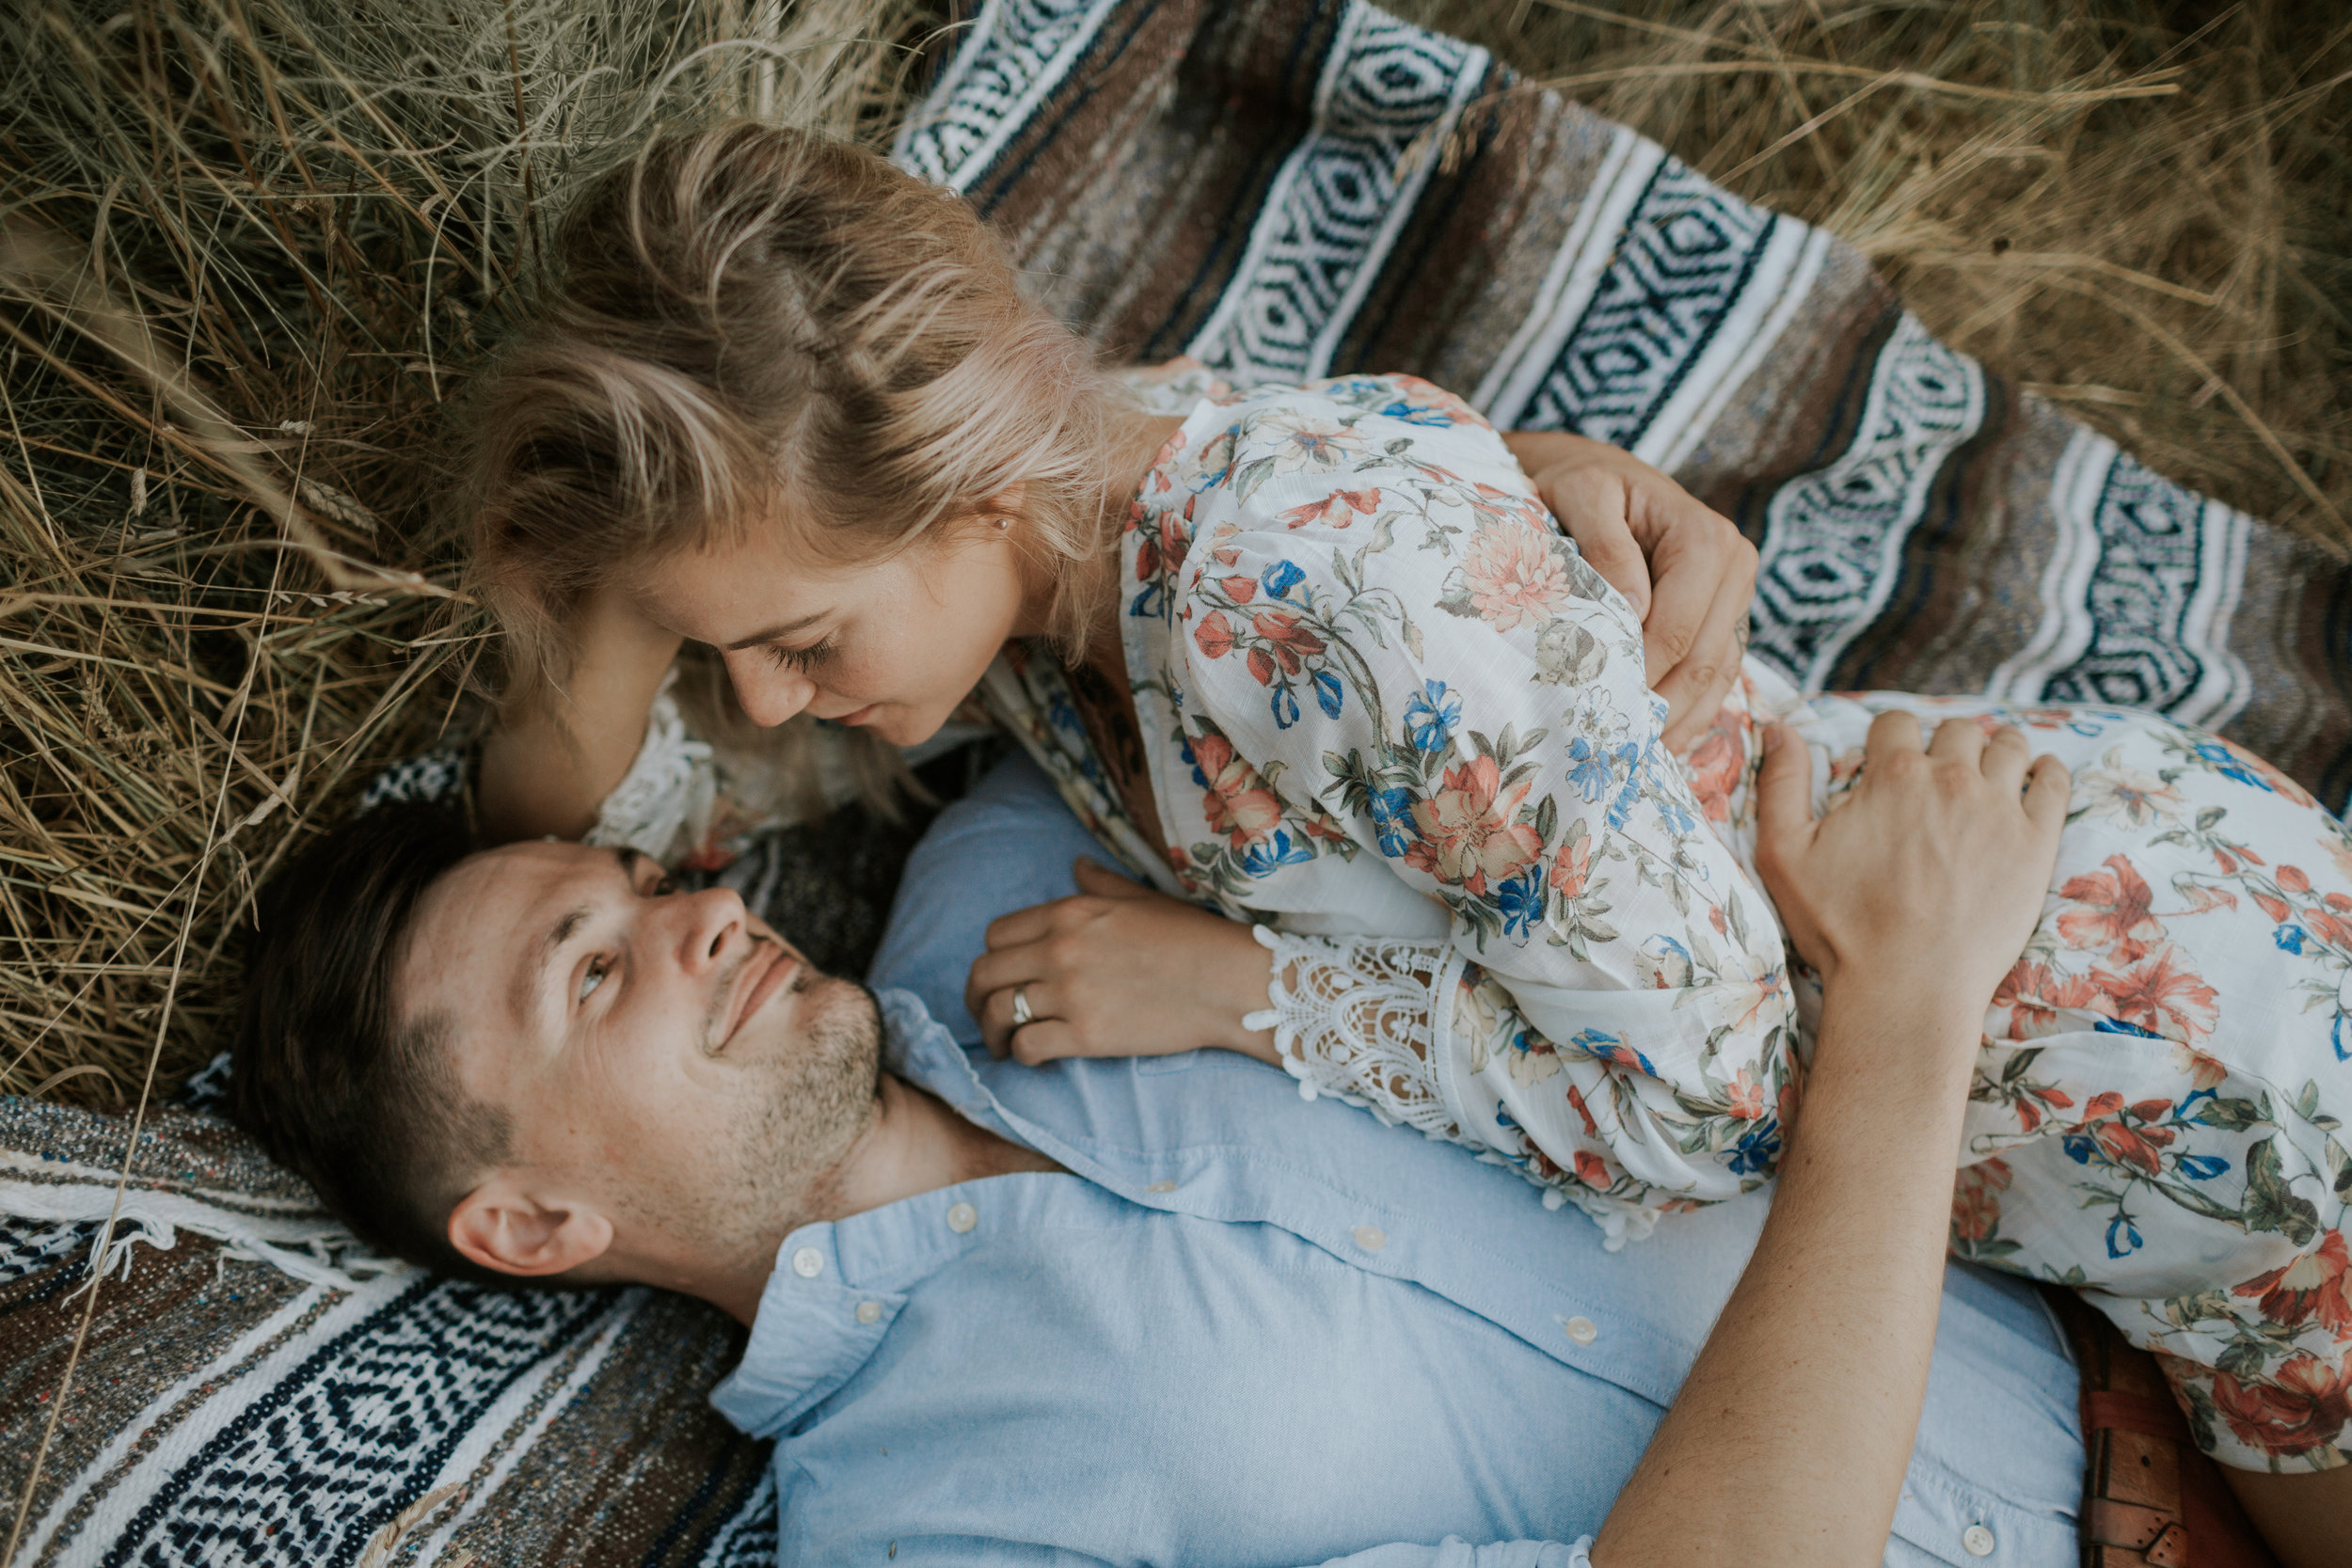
{"left": 230, "top": 705, "right": 2135, "bottom": 1567}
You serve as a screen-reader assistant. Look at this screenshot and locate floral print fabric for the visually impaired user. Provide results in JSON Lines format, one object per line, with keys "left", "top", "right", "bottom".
{"left": 984, "top": 373, "right": 2351, "bottom": 1471}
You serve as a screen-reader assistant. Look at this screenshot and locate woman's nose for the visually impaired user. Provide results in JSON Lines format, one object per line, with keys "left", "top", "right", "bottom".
{"left": 675, "top": 886, "right": 748, "bottom": 971}
{"left": 726, "top": 654, "right": 818, "bottom": 728}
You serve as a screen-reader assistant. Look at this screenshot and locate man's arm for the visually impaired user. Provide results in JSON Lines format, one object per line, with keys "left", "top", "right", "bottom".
{"left": 1594, "top": 713, "right": 2070, "bottom": 1568}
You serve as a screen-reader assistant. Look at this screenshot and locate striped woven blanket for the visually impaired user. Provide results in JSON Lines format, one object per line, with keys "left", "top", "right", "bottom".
{"left": 6, "top": 1, "right": 2344, "bottom": 1563}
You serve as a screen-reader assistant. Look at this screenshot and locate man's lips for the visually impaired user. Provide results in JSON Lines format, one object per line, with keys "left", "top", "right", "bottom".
{"left": 719, "top": 943, "right": 798, "bottom": 1050}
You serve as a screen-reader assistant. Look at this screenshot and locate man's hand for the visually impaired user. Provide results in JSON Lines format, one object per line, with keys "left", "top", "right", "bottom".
{"left": 1503, "top": 431, "right": 1757, "bottom": 752}
{"left": 964, "top": 860, "right": 1279, "bottom": 1066}
{"left": 1754, "top": 711, "right": 2070, "bottom": 1009}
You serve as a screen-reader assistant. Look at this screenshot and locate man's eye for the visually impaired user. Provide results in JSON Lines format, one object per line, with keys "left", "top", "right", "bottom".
{"left": 653, "top": 875, "right": 677, "bottom": 896}
{"left": 579, "top": 957, "right": 611, "bottom": 1003}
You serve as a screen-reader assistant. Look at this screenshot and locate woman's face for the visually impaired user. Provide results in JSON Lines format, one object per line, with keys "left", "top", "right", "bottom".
{"left": 635, "top": 518, "right": 1036, "bottom": 747}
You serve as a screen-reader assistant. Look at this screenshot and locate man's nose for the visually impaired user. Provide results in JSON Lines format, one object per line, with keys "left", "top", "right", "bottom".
{"left": 675, "top": 886, "right": 749, "bottom": 971}
{"left": 725, "top": 654, "right": 818, "bottom": 728}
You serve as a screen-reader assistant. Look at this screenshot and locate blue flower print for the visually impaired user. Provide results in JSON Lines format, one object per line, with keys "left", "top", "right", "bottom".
{"left": 1242, "top": 828, "right": 1315, "bottom": 879}
{"left": 1271, "top": 684, "right": 1301, "bottom": 730}
{"left": 2093, "top": 1016, "right": 2165, "bottom": 1040}
{"left": 1405, "top": 680, "right": 1461, "bottom": 752}
{"left": 2275, "top": 925, "right": 2307, "bottom": 954}
{"left": 2104, "top": 1214, "right": 2144, "bottom": 1259}
{"left": 1496, "top": 865, "right": 1548, "bottom": 939}
{"left": 2192, "top": 739, "right": 2271, "bottom": 792}
{"left": 2063, "top": 1132, "right": 2097, "bottom": 1164}
{"left": 1369, "top": 786, "right": 1419, "bottom": 858}
{"left": 1313, "top": 669, "right": 1343, "bottom": 720}
{"left": 1261, "top": 559, "right": 1306, "bottom": 603}
{"left": 1566, "top": 1028, "right": 1657, "bottom": 1078}
{"left": 1727, "top": 1118, "right": 1783, "bottom": 1177}
{"left": 1565, "top": 736, "right": 1615, "bottom": 803}
{"left": 1378, "top": 396, "right": 1455, "bottom": 427}
{"left": 2174, "top": 1154, "right": 2230, "bottom": 1180}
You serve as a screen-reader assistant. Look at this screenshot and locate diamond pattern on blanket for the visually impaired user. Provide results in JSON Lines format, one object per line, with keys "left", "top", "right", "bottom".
{"left": 1184, "top": 1, "right": 1488, "bottom": 381}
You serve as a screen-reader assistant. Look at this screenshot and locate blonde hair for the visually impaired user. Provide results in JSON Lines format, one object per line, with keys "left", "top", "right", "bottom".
{"left": 457, "top": 120, "right": 1123, "bottom": 691}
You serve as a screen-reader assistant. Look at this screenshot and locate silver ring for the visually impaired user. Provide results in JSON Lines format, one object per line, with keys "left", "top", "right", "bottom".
{"left": 1009, "top": 985, "right": 1034, "bottom": 1028}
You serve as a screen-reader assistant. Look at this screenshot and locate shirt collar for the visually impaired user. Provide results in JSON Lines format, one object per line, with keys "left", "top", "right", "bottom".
{"left": 709, "top": 990, "right": 1033, "bottom": 1437}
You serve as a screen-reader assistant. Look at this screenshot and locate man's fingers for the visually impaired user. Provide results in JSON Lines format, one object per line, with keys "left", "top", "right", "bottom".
{"left": 1753, "top": 722, "right": 1816, "bottom": 853}
{"left": 1979, "top": 725, "right": 2031, "bottom": 794}
{"left": 1926, "top": 715, "right": 1987, "bottom": 768}
{"left": 2023, "top": 754, "right": 2072, "bottom": 835}
{"left": 1862, "top": 707, "right": 1924, "bottom": 765}
{"left": 1551, "top": 471, "right": 1652, "bottom": 620}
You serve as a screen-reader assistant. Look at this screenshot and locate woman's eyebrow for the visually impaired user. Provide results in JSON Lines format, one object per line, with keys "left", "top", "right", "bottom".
{"left": 723, "top": 611, "right": 824, "bottom": 651}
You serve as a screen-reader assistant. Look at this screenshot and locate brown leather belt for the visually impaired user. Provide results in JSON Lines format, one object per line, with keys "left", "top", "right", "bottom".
{"left": 2041, "top": 1286, "right": 2278, "bottom": 1568}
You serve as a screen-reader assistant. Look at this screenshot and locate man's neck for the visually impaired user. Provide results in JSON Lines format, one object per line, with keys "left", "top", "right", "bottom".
{"left": 703, "top": 1074, "right": 1060, "bottom": 1325}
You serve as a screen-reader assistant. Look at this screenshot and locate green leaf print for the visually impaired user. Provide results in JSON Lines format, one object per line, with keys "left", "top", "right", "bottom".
{"left": 2241, "top": 1136, "right": 2320, "bottom": 1245}
{"left": 2194, "top": 1096, "right": 2267, "bottom": 1132}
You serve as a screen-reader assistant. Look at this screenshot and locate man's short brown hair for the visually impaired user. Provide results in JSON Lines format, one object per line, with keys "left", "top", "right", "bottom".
{"left": 230, "top": 801, "right": 519, "bottom": 1282}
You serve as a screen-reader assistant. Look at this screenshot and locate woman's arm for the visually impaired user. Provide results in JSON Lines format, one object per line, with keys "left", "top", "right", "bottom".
{"left": 476, "top": 583, "right": 682, "bottom": 844}
{"left": 1502, "top": 430, "right": 1756, "bottom": 753}
{"left": 1593, "top": 712, "right": 2069, "bottom": 1568}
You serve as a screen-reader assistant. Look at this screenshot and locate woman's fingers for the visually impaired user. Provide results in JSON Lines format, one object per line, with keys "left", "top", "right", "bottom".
{"left": 1862, "top": 706, "right": 1924, "bottom": 765}
{"left": 1007, "top": 1018, "right": 1085, "bottom": 1065}
{"left": 982, "top": 900, "right": 1057, "bottom": 953}
{"left": 964, "top": 943, "right": 1044, "bottom": 1032}
{"left": 1655, "top": 564, "right": 1755, "bottom": 751}
{"left": 977, "top": 976, "right": 1059, "bottom": 1058}
{"left": 1073, "top": 857, "right": 1149, "bottom": 899}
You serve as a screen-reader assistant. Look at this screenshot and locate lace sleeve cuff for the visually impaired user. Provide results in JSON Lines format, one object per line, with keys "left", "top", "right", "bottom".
{"left": 583, "top": 670, "right": 716, "bottom": 863}
{"left": 1248, "top": 927, "right": 1474, "bottom": 1148}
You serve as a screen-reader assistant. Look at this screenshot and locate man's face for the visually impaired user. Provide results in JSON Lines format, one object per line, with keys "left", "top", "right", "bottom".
{"left": 397, "top": 840, "right": 882, "bottom": 1283}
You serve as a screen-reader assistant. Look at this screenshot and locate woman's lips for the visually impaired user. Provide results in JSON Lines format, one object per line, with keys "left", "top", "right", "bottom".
{"left": 722, "top": 945, "right": 798, "bottom": 1049}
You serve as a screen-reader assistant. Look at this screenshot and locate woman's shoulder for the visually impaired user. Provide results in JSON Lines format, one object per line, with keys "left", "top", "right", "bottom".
{"left": 1168, "top": 373, "right": 1520, "bottom": 493}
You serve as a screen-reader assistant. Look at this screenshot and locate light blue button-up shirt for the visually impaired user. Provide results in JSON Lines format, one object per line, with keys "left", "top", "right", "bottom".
{"left": 710, "top": 757, "right": 2084, "bottom": 1567}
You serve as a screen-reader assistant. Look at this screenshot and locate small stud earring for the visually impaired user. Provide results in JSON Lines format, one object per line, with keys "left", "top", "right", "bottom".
{"left": 994, "top": 516, "right": 1011, "bottom": 531}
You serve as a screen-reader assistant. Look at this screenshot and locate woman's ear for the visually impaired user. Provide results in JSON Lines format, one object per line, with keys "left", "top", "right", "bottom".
{"left": 981, "top": 482, "right": 1028, "bottom": 531}
{"left": 448, "top": 1176, "right": 614, "bottom": 1278}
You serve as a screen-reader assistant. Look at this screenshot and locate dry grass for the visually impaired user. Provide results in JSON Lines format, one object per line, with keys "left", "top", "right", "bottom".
{"left": 0, "top": 0, "right": 934, "bottom": 1111}
{"left": 1, "top": 0, "right": 2346, "bottom": 1112}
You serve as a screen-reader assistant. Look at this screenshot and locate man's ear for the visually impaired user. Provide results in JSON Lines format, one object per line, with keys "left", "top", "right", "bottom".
{"left": 448, "top": 1176, "right": 613, "bottom": 1278}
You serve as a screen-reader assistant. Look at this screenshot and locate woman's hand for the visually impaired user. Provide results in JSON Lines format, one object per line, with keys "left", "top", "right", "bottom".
{"left": 477, "top": 581, "right": 682, "bottom": 844}
{"left": 1502, "top": 431, "right": 1757, "bottom": 752}
{"left": 964, "top": 859, "right": 1279, "bottom": 1066}
{"left": 1754, "top": 710, "right": 2070, "bottom": 1010}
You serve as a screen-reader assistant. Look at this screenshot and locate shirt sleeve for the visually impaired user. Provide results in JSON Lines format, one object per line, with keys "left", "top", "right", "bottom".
{"left": 1176, "top": 408, "right": 1800, "bottom": 1238}
{"left": 1310, "top": 1536, "right": 1595, "bottom": 1567}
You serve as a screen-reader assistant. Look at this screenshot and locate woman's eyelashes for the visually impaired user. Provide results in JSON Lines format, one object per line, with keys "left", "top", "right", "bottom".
{"left": 765, "top": 635, "right": 837, "bottom": 673}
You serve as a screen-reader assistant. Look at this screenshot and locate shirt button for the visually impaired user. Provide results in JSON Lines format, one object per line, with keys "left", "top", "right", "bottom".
{"left": 946, "top": 1201, "right": 978, "bottom": 1234}
{"left": 1563, "top": 1316, "right": 1598, "bottom": 1346}
{"left": 1962, "top": 1524, "right": 1995, "bottom": 1557}
{"left": 789, "top": 1246, "right": 824, "bottom": 1279}
{"left": 854, "top": 1301, "right": 882, "bottom": 1325}
{"left": 1146, "top": 1180, "right": 1177, "bottom": 1194}
{"left": 1353, "top": 1225, "right": 1388, "bottom": 1251}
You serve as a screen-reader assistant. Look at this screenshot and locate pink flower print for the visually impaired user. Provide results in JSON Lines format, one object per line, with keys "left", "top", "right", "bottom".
{"left": 1190, "top": 732, "right": 1283, "bottom": 849}
{"left": 1551, "top": 829, "right": 1594, "bottom": 899}
{"left": 1456, "top": 522, "right": 1572, "bottom": 632}
{"left": 2057, "top": 854, "right": 2164, "bottom": 963}
{"left": 1249, "top": 610, "right": 1326, "bottom": 675}
{"left": 1680, "top": 723, "right": 1743, "bottom": 825}
{"left": 2092, "top": 1116, "right": 2174, "bottom": 1177}
{"left": 2090, "top": 948, "right": 2220, "bottom": 1043}
{"left": 1193, "top": 610, "right": 1236, "bottom": 661}
{"left": 2211, "top": 1353, "right": 2352, "bottom": 1461}
{"left": 1993, "top": 958, "right": 2112, "bottom": 1040}
{"left": 1950, "top": 1159, "right": 2012, "bottom": 1244}
{"left": 1403, "top": 755, "right": 1543, "bottom": 896}
{"left": 1573, "top": 1150, "right": 1611, "bottom": 1188}
{"left": 1278, "top": 488, "right": 1379, "bottom": 531}
{"left": 1726, "top": 1065, "right": 1765, "bottom": 1121}
{"left": 2234, "top": 1231, "right": 2352, "bottom": 1339}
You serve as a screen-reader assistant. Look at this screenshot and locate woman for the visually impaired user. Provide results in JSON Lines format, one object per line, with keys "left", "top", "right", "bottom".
{"left": 465, "top": 122, "right": 2349, "bottom": 1540}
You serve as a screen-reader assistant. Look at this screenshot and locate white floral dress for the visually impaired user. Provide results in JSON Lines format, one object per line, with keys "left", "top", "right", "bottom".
{"left": 980, "top": 373, "right": 2352, "bottom": 1473}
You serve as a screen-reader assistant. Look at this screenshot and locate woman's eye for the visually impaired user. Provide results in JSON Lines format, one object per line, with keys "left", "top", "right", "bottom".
{"left": 766, "top": 636, "right": 837, "bottom": 673}
{"left": 579, "top": 957, "right": 611, "bottom": 1004}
